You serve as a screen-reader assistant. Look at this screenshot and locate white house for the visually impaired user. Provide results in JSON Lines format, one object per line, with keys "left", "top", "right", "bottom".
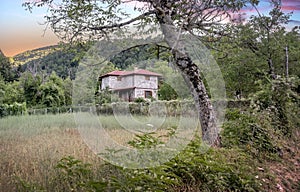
{"left": 99, "top": 69, "right": 162, "bottom": 101}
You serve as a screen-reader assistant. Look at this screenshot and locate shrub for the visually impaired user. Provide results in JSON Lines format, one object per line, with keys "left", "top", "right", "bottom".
{"left": 98, "top": 133, "right": 261, "bottom": 191}
{"left": 134, "top": 97, "right": 146, "bottom": 103}
{"left": 0, "top": 102, "right": 27, "bottom": 117}
{"left": 222, "top": 109, "right": 279, "bottom": 159}
{"left": 0, "top": 104, "right": 8, "bottom": 117}
{"left": 250, "top": 76, "right": 300, "bottom": 136}
{"left": 53, "top": 156, "right": 107, "bottom": 191}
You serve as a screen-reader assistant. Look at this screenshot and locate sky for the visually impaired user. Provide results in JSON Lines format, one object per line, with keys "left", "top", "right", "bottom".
{"left": 0, "top": 0, "right": 300, "bottom": 57}
{"left": 0, "top": 0, "right": 59, "bottom": 57}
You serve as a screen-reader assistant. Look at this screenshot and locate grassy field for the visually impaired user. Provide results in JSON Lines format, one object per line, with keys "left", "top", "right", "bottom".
{"left": 0, "top": 114, "right": 93, "bottom": 191}
{"left": 0, "top": 113, "right": 199, "bottom": 191}
{"left": 1, "top": 111, "right": 299, "bottom": 191}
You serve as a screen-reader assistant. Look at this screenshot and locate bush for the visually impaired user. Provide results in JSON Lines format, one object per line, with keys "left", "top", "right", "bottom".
{"left": 0, "top": 102, "right": 27, "bottom": 117}
{"left": 96, "top": 133, "right": 261, "bottom": 191}
{"left": 52, "top": 156, "right": 103, "bottom": 191}
{"left": 250, "top": 76, "right": 300, "bottom": 136}
{"left": 134, "top": 97, "right": 146, "bottom": 103}
{"left": 0, "top": 104, "right": 8, "bottom": 117}
{"left": 167, "top": 140, "right": 260, "bottom": 191}
{"left": 222, "top": 109, "right": 279, "bottom": 159}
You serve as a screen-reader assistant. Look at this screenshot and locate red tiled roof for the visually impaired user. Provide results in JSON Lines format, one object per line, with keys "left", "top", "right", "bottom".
{"left": 122, "top": 69, "right": 162, "bottom": 77}
{"left": 106, "top": 71, "right": 125, "bottom": 76}
{"left": 99, "top": 70, "right": 124, "bottom": 78}
{"left": 100, "top": 69, "right": 162, "bottom": 78}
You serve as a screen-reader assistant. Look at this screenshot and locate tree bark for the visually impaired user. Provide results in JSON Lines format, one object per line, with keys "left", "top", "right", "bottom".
{"left": 268, "top": 58, "right": 276, "bottom": 79}
{"left": 157, "top": 14, "right": 220, "bottom": 146}
{"left": 285, "top": 46, "right": 289, "bottom": 80}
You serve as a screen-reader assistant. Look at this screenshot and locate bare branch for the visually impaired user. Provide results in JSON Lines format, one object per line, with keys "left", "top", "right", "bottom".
{"left": 89, "top": 10, "right": 155, "bottom": 31}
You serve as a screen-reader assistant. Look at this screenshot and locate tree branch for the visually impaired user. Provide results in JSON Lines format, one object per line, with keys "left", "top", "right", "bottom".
{"left": 89, "top": 10, "right": 156, "bottom": 31}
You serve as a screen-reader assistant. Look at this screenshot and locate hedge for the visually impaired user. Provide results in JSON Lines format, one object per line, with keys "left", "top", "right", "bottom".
{"left": 0, "top": 102, "right": 27, "bottom": 117}
{"left": 0, "top": 100, "right": 250, "bottom": 117}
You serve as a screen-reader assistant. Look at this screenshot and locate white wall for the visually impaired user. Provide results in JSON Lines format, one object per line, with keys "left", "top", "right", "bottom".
{"left": 134, "top": 75, "right": 158, "bottom": 89}
{"left": 102, "top": 74, "right": 159, "bottom": 100}
{"left": 114, "top": 75, "right": 134, "bottom": 89}
{"left": 101, "top": 76, "right": 118, "bottom": 89}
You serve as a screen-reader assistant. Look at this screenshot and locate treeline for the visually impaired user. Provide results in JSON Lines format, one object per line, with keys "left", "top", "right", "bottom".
{"left": 0, "top": 71, "right": 72, "bottom": 110}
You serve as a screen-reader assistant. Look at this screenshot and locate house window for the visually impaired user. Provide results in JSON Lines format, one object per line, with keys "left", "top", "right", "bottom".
{"left": 117, "top": 76, "right": 122, "bottom": 81}
{"left": 144, "top": 91, "right": 152, "bottom": 98}
{"left": 145, "top": 76, "right": 150, "bottom": 80}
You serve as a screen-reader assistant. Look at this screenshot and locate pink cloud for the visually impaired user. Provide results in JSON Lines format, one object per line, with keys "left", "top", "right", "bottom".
{"left": 282, "top": 5, "right": 300, "bottom": 11}
{"left": 281, "top": 0, "right": 300, "bottom": 11}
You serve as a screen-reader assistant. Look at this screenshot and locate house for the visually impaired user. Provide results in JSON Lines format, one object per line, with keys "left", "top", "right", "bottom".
{"left": 99, "top": 69, "right": 162, "bottom": 101}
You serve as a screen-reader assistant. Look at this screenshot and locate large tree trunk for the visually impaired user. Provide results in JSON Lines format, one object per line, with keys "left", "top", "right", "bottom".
{"left": 157, "top": 14, "right": 220, "bottom": 146}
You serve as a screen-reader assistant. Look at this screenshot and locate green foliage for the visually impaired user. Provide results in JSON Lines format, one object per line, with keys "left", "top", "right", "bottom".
{"left": 16, "top": 71, "right": 71, "bottom": 108}
{"left": 14, "top": 45, "right": 83, "bottom": 80}
{"left": 99, "top": 62, "right": 118, "bottom": 76}
{"left": 63, "top": 77, "right": 73, "bottom": 106}
{"left": 37, "top": 72, "right": 66, "bottom": 107}
{"left": 110, "top": 43, "right": 170, "bottom": 69}
{"left": 3, "top": 81, "right": 25, "bottom": 104}
{"left": 0, "top": 75, "right": 6, "bottom": 104}
{"left": 222, "top": 109, "right": 279, "bottom": 159}
{"left": 149, "top": 61, "right": 191, "bottom": 99}
{"left": 106, "top": 165, "right": 179, "bottom": 192}
{"left": 0, "top": 104, "right": 8, "bottom": 117}
{"left": 96, "top": 87, "right": 118, "bottom": 105}
{"left": 134, "top": 97, "right": 146, "bottom": 103}
{"left": 0, "top": 50, "right": 16, "bottom": 82}
{"left": 128, "top": 132, "right": 164, "bottom": 149}
{"left": 97, "top": 135, "right": 261, "bottom": 191}
{"left": 233, "top": 1, "right": 293, "bottom": 79}
{"left": 158, "top": 82, "right": 178, "bottom": 100}
{"left": 0, "top": 102, "right": 27, "bottom": 117}
{"left": 250, "top": 76, "right": 300, "bottom": 136}
{"left": 167, "top": 140, "right": 260, "bottom": 191}
{"left": 19, "top": 72, "right": 42, "bottom": 107}
{"left": 53, "top": 156, "right": 95, "bottom": 191}
{"left": 15, "top": 177, "right": 45, "bottom": 192}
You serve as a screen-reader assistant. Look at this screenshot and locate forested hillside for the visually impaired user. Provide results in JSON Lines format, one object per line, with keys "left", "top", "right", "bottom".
{"left": 13, "top": 45, "right": 83, "bottom": 80}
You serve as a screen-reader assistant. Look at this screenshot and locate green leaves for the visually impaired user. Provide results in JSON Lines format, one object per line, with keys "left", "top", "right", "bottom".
{"left": 38, "top": 72, "right": 66, "bottom": 107}
{"left": 222, "top": 108, "right": 280, "bottom": 159}
{"left": 128, "top": 132, "right": 165, "bottom": 149}
{"left": 54, "top": 156, "right": 103, "bottom": 191}
{"left": 0, "top": 50, "right": 16, "bottom": 82}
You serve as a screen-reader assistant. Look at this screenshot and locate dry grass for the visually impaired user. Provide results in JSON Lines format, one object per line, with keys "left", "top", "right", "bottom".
{"left": 0, "top": 113, "right": 198, "bottom": 191}
{"left": 0, "top": 114, "right": 102, "bottom": 191}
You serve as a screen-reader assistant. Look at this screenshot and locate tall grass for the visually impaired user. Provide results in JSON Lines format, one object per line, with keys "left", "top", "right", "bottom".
{"left": 0, "top": 114, "right": 75, "bottom": 136}
{"left": 0, "top": 114, "right": 97, "bottom": 191}
{"left": 0, "top": 113, "right": 197, "bottom": 191}
{"left": 1, "top": 113, "right": 264, "bottom": 191}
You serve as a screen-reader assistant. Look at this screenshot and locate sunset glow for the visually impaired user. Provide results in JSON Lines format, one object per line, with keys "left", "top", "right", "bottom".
{"left": 0, "top": 0, "right": 299, "bottom": 57}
